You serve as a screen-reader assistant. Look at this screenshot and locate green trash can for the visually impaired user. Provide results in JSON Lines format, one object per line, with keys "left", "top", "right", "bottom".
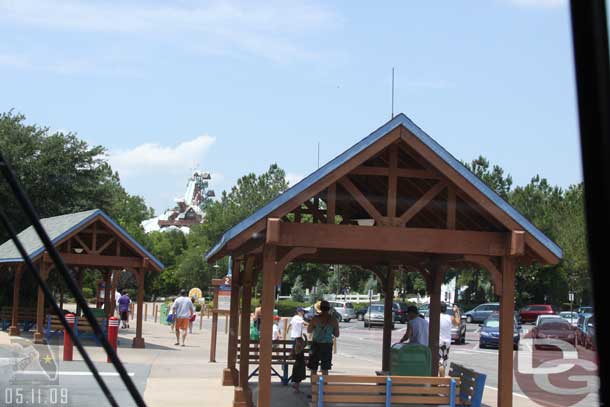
{"left": 390, "top": 343, "right": 432, "bottom": 376}
{"left": 160, "top": 303, "right": 169, "bottom": 325}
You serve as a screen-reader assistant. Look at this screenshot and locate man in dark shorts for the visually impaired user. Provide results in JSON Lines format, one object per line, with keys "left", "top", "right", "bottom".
{"left": 117, "top": 290, "right": 131, "bottom": 329}
{"left": 307, "top": 300, "right": 339, "bottom": 375}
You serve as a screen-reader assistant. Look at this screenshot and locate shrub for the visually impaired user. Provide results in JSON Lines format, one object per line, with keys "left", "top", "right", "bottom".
{"left": 81, "top": 287, "right": 94, "bottom": 299}
{"left": 275, "top": 300, "right": 310, "bottom": 317}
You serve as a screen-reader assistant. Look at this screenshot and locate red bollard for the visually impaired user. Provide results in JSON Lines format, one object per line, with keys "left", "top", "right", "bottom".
{"left": 63, "top": 313, "right": 75, "bottom": 361}
{"left": 107, "top": 316, "right": 119, "bottom": 363}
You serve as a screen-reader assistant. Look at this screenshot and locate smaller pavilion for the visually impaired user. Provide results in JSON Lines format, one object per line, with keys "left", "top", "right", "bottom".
{"left": 0, "top": 209, "right": 164, "bottom": 348}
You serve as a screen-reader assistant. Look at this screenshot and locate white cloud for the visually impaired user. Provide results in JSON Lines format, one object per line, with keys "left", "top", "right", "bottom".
{"left": 286, "top": 172, "right": 304, "bottom": 187}
{"left": 107, "top": 134, "right": 217, "bottom": 213}
{"left": 508, "top": 0, "right": 566, "bottom": 8}
{"left": 0, "top": 0, "right": 338, "bottom": 63}
{"left": 109, "top": 134, "right": 216, "bottom": 177}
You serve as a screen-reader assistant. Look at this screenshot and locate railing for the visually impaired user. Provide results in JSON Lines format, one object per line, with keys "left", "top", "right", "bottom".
{"left": 277, "top": 293, "right": 382, "bottom": 303}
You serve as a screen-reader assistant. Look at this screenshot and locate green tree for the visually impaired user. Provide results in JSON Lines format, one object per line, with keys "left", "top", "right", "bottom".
{"left": 291, "top": 275, "right": 306, "bottom": 302}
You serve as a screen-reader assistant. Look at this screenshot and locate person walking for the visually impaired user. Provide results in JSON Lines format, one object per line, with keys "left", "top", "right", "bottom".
{"left": 290, "top": 307, "right": 307, "bottom": 393}
{"left": 438, "top": 303, "right": 461, "bottom": 376}
{"left": 171, "top": 289, "right": 195, "bottom": 346}
{"left": 399, "top": 305, "right": 429, "bottom": 345}
{"left": 117, "top": 290, "right": 131, "bottom": 329}
{"left": 307, "top": 301, "right": 339, "bottom": 376}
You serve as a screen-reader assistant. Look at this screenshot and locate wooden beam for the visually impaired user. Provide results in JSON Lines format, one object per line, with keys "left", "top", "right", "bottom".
{"left": 398, "top": 181, "right": 446, "bottom": 226}
{"left": 382, "top": 266, "right": 395, "bottom": 371}
{"left": 223, "top": 258, "right": 241, "bottom": 386}
{"left": 338, "top": 177, "right": 384, "bottom": 224}
{"left": 8, "top": 266, "right": 23, "bottom": 336}
{"left": 235, "top": 256, "right": 255, "bottom": 406}
{"left": 266, "top": 221, "right": 510, "bottom": 257}
{"left": 351, "top": 166, "right": 440, "bottom": 179}
{"left": 132, "top": 269, "right": 145, "bottom": 348}
{"left": 498, "top": 257, "right": 516, "bottom": 407}
{"left": 208, "top": 127, "right": 402, "bottom": 262}
{"left": 510, "top": 230, "right": 525, "bottom": 256}
{"left": 94, "top": 237, "right": 116, "bottom": 255}
{"left": 447, "top": 186, "right": 456, "bottom": 230}
{"left": 303, "top": 200, "right": 326, "bottom": 223}
{"left": 402, "top": 130, "right": 560, "bottom": 265}
{"left": 73, "top": 235, "right": 92, "bottom": 254}
{"left": 428, "top": 263, "right": 444, "bottom": 376}
{"left": 387, "top": 145, "right": 398, "bottom": 218}
{"left": 274, "top": 246, "right": 317, "bottom": 284}
{"left": 463, "top": 255, "right": 502, "bottom": 296}
{"left": 59, "top": 253, "right": 144, "bottom": 269}
{"left": 257, "top": 245, "right": 277, "bottom": 407}
{"left": 327, "top": 184, "right": 336, "bottom": 224}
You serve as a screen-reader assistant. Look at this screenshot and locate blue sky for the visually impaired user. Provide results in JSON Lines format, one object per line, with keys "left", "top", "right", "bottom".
{"left": 0, "top": 0, "right": 580, "bottom": 214}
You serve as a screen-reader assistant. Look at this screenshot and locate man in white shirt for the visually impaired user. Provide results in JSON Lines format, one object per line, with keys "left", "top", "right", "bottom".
{"left": 289, "top": 307, "right": 306, "bottom": 339}
{"left": 438, "top": 303, "right": 461, "bottom": 376}
{"left": 171, "top": 289, "right": 195, "bottom": 346}
{"left": 400, "top": 306, "right": 429, "bottom": 346}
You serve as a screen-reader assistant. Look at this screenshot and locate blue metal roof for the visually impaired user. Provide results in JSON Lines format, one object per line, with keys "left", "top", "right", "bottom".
{"left": 206, "top": 113, "right": 562, "bottom": 262}
{"left": 0, "top": 209, "right": 165, "bottom": 270}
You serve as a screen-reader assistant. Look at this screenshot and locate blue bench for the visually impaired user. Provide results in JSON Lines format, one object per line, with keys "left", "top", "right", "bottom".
{"left": 0, "top": 307, "right": 37, "bottom": 332}
{"left": 449, "top": 362, "right": 486, "bottom": 407}
{"left": 237, "top": 339, "right": 310, "bottom": 385}
{"left": 44, "top": 315, "right": 107, "bottom": 344}
{"left": 313, "top": 374, "right": 458, "bottom": 407}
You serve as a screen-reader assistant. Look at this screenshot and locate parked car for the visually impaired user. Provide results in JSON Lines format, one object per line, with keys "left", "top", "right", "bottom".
{"left": 519, "top": 304, "right": 555, "bottom": 324}
{"left": 327, "top": 301, "right": 356, "bottom": 322}
{"left": 479, "top": 313, "right": 521, "bottom": 350}
{"left": 576, "top": 313, "right": 594, "bottom": 348}
{"left": 363, "top": 304, "right": 395, "bottom": 329}
{"left": 583, "top": 315, "right": 596, "bottom": 350}
{"left": 577, "top": 306, "right": 593, "bottom": 316}
{"left": 393, "top": 302, "right": 409, "bottom": 323}
{"left": 355, "top": 305, "right": 368, "bottom": 321}
{"left": 559, "top": 311, "right": 579, "bottom": 327}
{"left": 532, "top": 316, "right": 576, "bottom": 349}
{"left": 464, "top": 303, "right": 500, "bottom": 323}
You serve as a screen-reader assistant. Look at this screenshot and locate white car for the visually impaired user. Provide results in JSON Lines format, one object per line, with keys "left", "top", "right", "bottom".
{"left": 534, "top": 314, "right": 562, "bottom": 327}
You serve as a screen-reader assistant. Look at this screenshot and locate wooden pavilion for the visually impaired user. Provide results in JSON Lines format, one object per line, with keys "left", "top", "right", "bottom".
{"left": 206, "top": 114, "right": 562, "bottom": 407}
{"left": 0, "top": 209, "right": 164, "bottom": 348}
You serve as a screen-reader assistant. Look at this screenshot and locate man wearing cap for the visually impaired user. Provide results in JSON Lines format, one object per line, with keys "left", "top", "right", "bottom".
{"left": 399, "top": 305, "right": 429, "bottom": 346}
{"left": 290, "top": 307, "right": 306, "bottom": 340}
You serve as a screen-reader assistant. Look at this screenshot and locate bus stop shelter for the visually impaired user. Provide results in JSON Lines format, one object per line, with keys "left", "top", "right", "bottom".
{"left": 0, "top": 209, "right": 164, "bottom": 348}
{"left": 206, "top": 113, "right": 562, "bottom": 407}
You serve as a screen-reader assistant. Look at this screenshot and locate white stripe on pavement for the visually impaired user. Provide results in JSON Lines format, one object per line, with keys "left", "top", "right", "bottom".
{"left": 16, "top": 371, "right": 135, "bottom": 377}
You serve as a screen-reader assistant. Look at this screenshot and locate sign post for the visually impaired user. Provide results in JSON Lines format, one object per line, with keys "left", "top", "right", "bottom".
{"left": 210, "top": 275, "right": 232, "bottom": 362}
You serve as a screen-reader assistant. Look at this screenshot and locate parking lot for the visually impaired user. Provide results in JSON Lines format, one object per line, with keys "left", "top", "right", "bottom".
{"left": 333, "top": 319, "right": 599, "bottom": 406}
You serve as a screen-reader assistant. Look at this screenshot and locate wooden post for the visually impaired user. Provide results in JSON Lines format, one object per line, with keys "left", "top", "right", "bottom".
{"left": 498, "top": 257, "right": 516, "bottom": 407}
{"left": 224, "top": 259, "right": 242, "bottom": 386}
{"left": 132, "top": 268, "right": 145, "bottom": 348}
{"left": 9, "top": 266, "right": 24, "bottom": 336}
{"left": 210, "top": 284, "right": 220, "bottom": 362}
{"left": 257, "top": 245, "right": 277, "bottom": 407}
{"left": 144, "top": 303, "right": 148, "bottom": 321}
{"left": 154, "top": 303, "right": 158, "bottom": 323}
{"left": 34, "top": 261, "right": 50, "bottom": 344}
{"left": 282, "top": 317, "right": 288, "bottom": 340}
{"left": 428, "top": 265, "right": 443, "bottom": 376}
{"left": 382, "top": 266, "right": 395, "bottom": 372}
{"left": 235, "top": 259, "right": 254, "bottom": 407}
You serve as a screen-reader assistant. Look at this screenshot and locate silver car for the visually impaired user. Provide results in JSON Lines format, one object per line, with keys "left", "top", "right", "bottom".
{"left": 364, "top": 304, "right": 395, "bottom": 328}
{"left": 328, "top": 301, "right": 357, "bottom": 322}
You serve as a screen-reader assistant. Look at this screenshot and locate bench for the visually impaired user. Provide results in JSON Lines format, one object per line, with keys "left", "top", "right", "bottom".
{"left": 44, "top": 314, "right": 107, "bottom": 343}
{"left": 0, "top": 307, "right": 37, "bottom": 332}
{"left": 312, "top": 374, "right": 459, "bottom": 407}
{"left": 237, "top": 339, "right": 310, "bottom": 385}
{"left": 449, "top": 363, "right": 486, "bottom": 407}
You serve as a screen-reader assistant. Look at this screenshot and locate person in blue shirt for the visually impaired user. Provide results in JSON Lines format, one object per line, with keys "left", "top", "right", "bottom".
{"left": 307, "top": 300, "right": 339, "bottom": 376}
